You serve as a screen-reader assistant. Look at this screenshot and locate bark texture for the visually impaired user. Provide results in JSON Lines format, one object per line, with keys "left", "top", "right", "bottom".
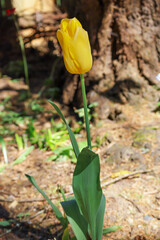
{"left": 61, "top": 0, "right": 160, "bottom": 106}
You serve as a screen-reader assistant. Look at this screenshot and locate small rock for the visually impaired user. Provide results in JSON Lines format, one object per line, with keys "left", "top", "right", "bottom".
{"left": 108, "top": 107, "right": 127, "bottom": 121}
{"left": 144, "top": 215, "right": 154, "bottom": 221}
{"left": 105, "top": 144, "right": 143, "bottom": 164}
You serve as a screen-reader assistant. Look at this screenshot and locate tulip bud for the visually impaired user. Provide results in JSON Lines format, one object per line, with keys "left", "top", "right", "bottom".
{"left": 57, "top": 17, "right": 92, "bottom": 74}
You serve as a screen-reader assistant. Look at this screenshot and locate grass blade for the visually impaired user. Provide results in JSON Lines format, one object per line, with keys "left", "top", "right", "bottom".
{"left": 25, "top": 174, "right": 68, "bottom": 229}
{"left": 48, "top": 100, "right": 80, "bottom": 158}
{"left": 0, "top": 136, "right": 8, "bottom": 164}
{"left": 12, "top": 146, "right": 34, "bottom": 165}
{"left": 103, "top": 226, "right": 122, "bottom": 234}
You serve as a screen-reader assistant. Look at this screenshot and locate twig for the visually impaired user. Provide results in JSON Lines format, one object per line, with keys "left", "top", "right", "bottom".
{"left": 0, "top": 191, "right": 74, "bottom": 203}
{"left": 119, "top": 194, "right": 142, "bottom": 213}
{"left": 101, "top": 169, "right": 152, "bottom": 188}
{"left": 28, "top": 209, "right": 46, "bottom": 220}
{"left": 0, "top": 169, "right": 152, "bottom": 204}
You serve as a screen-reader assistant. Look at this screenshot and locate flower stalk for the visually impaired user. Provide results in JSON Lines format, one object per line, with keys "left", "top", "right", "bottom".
{"left": 13, "top": 15, "right": 30, "bottom": 97}
{"left": 80, "top": 74, "right": 92, "bottom": 150}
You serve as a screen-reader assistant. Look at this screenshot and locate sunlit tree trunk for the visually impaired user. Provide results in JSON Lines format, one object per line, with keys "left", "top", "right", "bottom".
{"left": 61, "top": 0, "right": 160, "bottom": 106}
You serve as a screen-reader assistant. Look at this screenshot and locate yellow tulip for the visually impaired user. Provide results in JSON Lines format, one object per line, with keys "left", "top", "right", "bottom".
{"left": 57, "top": 17, "right": 92, "bottom": 74}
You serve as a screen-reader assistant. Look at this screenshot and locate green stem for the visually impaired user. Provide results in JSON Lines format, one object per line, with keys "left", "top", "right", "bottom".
{"left": 13, "top": 15, "right": 30, "bottom": 97}
{"left": 1, "top": 0, "right": 6, "bottom": 16}
{"left": 80, "top": 74, "right": 92, "bottom": 150}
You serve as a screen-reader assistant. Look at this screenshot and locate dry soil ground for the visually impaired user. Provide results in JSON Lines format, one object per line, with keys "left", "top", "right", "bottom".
{"left": 0, "top": 79, "right": 160, "bottom": 240}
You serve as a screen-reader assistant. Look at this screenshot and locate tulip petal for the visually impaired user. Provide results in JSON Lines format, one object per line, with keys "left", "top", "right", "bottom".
{"left": 57, "top": 30, "right": 64, "bottom": 49}
{"left": 73, "top": 17, "right": 82, "bottom": 28}
{"left": 57, "top": 30, "right": 78, "bottom": 73}
{"left": 61, "top": 18, "right": 70, "bottom": 32}
{"left": 70, "top": 27, "right": 92, "bottom": 73}
{"left": 68, "top": 19, "right": 76, "bottom": 38}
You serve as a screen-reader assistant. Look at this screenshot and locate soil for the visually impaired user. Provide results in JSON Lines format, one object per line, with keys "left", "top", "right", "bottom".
{"left": 0, "top": 77, "right": 160, "bottom": 240}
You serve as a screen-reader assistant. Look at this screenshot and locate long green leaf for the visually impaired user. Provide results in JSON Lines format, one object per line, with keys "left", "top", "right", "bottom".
{"left": 96, "top": 194, "right": 106, "bottom": 240}
{"left": 12, "top": 146, "right": 34, "bottom": 165}
{"left": 103, "top": 226, "right": 122, "bottom": 234}
{"left": 25, "top": 174, "right": 67, "bottom": 229}
{"left": 0, "top": 136, "right": 8, "bottom": 164}
{"left": 61, "top": 199, "right": 89, "bottom": 240}
{"left": 48, "top": 100, "right": 79, "bottom": 158}
{"left": 62, "top": 227, "right": 70, "bottom": 240}
{"left": 73, "top": 148, "right": 102, "bottom": 240}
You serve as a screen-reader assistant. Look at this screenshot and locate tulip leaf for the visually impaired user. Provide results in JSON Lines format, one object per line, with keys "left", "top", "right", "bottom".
{"left": 48, "top": 100, "right": 79, "bottom": 158}
{"left": 96, "top": 194, "right": 106, "bottom": 240}
{"left": 61, "top": 199, "right": 89, "bottom": 240}
{"left": 73, "top": 147, "right": 102, "bottom": 240}
{"left": 62, "top": 227, "right": 70, "bottom": 240}
{"left": 25, "top": 174, "right": 67, "bottom": 229}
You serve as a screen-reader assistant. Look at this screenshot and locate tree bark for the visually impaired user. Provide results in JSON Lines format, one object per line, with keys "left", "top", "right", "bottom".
{"left": 61, "top": 0, "right": 160, "bottom": 106}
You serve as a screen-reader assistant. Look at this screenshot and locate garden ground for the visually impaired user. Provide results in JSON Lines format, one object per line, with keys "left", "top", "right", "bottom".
{"left": 0, "top": 77, "right": 160, "bottom": 240}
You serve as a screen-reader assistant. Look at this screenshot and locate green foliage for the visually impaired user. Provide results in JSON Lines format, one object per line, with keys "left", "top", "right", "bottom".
{"left": 73, "top": 148, "right": 104, "bottom": 240}
{"left": 0, "top": 110, "right": 23, "bottom": 125}
{"left": 29, "top": 100, "right": 44, "bottom": 113}
{"left": 25, "top": 120, "right": 70, "bottom": 153}
{"left": 61, "top": 199, "right": 89, "bottom": 240}
{"left": 75, "top": 102, "right": 98, "bottom": 122}
{"left": 0, "top": 136, "right": 8, "bottom": 164}
{"left": 62, "top": 228, "right": 70, "bottom": 240}
{"left": 25, "top": 174, "right": 68, "bottom": 229}
{"left": 103, "top": 226, "right": 122, "bottom": 234}
{"left": 26, "top": 121, "right": 43, "bottom": 148}
{"left": 12, "top": 146, "right": 34, "bottom": 165}
{"left": 25, "top": 101, "right": 120, "bottom": 239}
{"left": 48, "top": 100, "right": 80, "bottom": 158}
{"left": 16, "top": 212, "right": 30, "bottom": 219}
{"left": 15, "top": 133, "right": 24, "bottom": 150}
{"left": 47, "top": 141, "right": 87, "bottom": 162}
{"left": 0, "top": 0, "right": 6, "bottom": 16}
{"left": 0, "top": 220, "right": 13, "bottom": 227}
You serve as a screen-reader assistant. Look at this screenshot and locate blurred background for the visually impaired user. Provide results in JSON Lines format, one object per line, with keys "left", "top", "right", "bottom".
{"left": 0, "top": 0, "right": 159, "bottom": 108}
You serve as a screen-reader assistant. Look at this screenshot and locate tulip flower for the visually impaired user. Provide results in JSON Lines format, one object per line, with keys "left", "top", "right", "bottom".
{"left": 57, "top": 17, "right": 92, "bottom": 74}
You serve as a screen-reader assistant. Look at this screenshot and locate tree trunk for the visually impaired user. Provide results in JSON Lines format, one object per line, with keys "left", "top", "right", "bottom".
{"left": 61, "top": 0, "right": 160, "bottom": 106}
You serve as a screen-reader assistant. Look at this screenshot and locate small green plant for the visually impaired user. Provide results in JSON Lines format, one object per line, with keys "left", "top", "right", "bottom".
{"left": 74, "top": 102, "right": 98, "bottom": 134}
{"left": 75, "top": 102, "right": 98, "bottom": 122}
{"left": 29, "top": 100, "right": 44, "bottom": 113}
{"left": 25, "top": 120, "right": 70, "bottom": 152}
